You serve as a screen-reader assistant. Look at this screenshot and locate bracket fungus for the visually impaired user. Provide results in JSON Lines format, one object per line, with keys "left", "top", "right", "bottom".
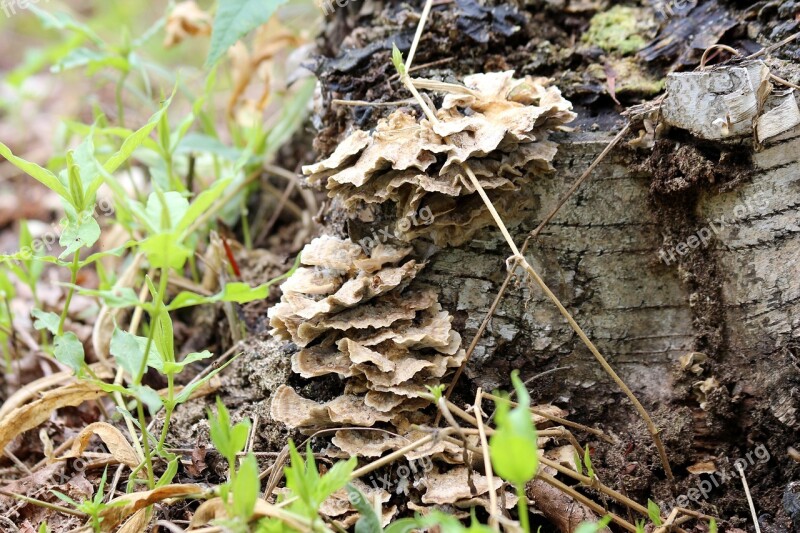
{"left": 269, "top": 236, "right": 465, "bottom": 444}
{"left": 303, "top": 71, "right": 576, "bottom": 246}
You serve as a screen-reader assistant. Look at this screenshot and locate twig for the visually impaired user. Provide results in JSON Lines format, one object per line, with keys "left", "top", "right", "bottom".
{"left": 474, "top": 389, "right": 500, "bottom": 530}
{"left": 736, "top": 462, "right": 761, "bottom": 533}
{"left": 332, "top": 98, "right": 417, "bottom": 107}
{"left": 747, "top": 31, "right": 800, "bottom": 59}
{"left": 404, "top": 0, "right": 434, "bottom": 71}
{"left": 0, "top": 490, "right": 87, "bottom": 518}
{"left": 440, "top": 123, "right": 631, "bottom": 417}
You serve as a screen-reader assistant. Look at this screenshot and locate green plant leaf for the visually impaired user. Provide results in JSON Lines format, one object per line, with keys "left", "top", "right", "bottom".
{"left": 647, "top": 499, "right": 662, "bottom": 527}
{"left": 129, "top": 384, "right": 164, "bottom": 413}
{"left": 59, "top": 214, "right": 101, "bottom": 258}
{"left": 208, "top": 397, "right": 251, "bottom": 469}
{"left": 584, "top": 447, "right": 595, "bottom": 479}
{"left": 709, "top": 518, "right": 717, "bottom": 533}
{"left": 347, "top": 484, "right": 382, "bottom": 533}
{"left": 232, "top": 454, "right": 260, "bottom": 520}
{"left": 52, "top": 47, "right": 129, "bottom": 74}
{"left": 316, "top": 455, "right": 357, "bottom": 506}
{"left": 574, "top": 516, "right": 612, "bottom": 533}
{"left": 167, "top": 281, "right": 275, "bottom": 310}
{"left": 573, "top": 450, "right": 583, "bottom": 475}
{"left": 103, "top": 91, "right": 175, "bottom": 174}
{"left": 392, "top": 43, "right": 406, "bottom": 77}
{"left": 0, "top": 142, "right": 69, "bottom": 199}
{"left": 109, "top": 327, "right": 161, "bottom": 378}
{"left": 206, "top": 0, "right": 289, "bottom": 66}
{"left": 157, "top": 457, "right": 180, "bottom": 488}
{"left": 32, "top": 310, "right": 61, "bottom": 335}
{"left": 489, "top": 370, "right": 539, "bottom": 486}
{"left": 173, "top": 356, "right": 234, "bottom": 405}
{"left": 176, "top": 178, "right": 232, "bottom": 233}
{"left": 162, "top": 350, "right": 212, "bottom": 376}
{"left": 384, "top": 519, "right": 419, "bottom": 533}
{"left": 54, "top": 332, "right": 85, "bottom": 375}
{"left": 140, "top": 232, "right": 192, "bottom": 271}
{"left": 78, "top": 287, "right": 142, "bottom": 308}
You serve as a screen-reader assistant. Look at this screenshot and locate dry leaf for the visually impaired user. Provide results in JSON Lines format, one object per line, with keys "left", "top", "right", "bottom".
{"left": 63, "top": 422, "right": 139, "bottom": 469}
{"left": 164, "top": 1, "right": 212, "bottom": 47}
{"left": 0, "top": 381, "right": 105, "bottom": 452}
{"left": 117, "top": 509, "right": 149, "bottom": 533}
{"left": 99, "top": 484, "right": 203, "bottom": 531}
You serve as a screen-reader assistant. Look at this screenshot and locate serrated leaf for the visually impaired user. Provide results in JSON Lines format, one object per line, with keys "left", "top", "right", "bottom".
{"left": 59, "top": 214, "right": 100, "bottom": 258}
{"left": 32, "top": 309, "right": 61, "bottom": 335}
{"left": 206, "top": 0, "right": 289, "bottom": 66}
{"left": 54, "top": 332, "right": 85, "bottom": 375}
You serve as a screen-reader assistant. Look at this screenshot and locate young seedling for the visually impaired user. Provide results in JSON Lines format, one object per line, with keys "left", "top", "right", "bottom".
{"left": 51, "top": 467, "right": 122, "bottom": 532}
{"left": 489, "top": 370, "right": 539, "bottom": 533}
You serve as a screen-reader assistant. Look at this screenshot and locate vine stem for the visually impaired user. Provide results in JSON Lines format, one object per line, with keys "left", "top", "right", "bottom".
{"left": 399, "top": 5, "right": 673, "bottom": 481}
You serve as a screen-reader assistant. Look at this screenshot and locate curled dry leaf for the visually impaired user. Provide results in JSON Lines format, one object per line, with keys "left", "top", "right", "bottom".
{"left": 99, "top": 484, "right": 203, "bottom": 531}
{"left": 0, "top": 381, "right": 105, "bottom": 453}
{"left": 117, "top": 509, "right": 149, "bottom": 533}
{"left": 303, "top": 71, "right": 576, "bottom": 246}
{"left": 164, "top": 1, "right": 212, "bottom": 47}
{"left": 63, "top": 422, "right": 139, "bottom": 470}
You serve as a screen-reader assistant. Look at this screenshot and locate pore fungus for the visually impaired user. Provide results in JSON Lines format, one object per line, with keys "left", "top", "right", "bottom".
{"left": 302, "top": 71, "right": 576, "bottom": 246}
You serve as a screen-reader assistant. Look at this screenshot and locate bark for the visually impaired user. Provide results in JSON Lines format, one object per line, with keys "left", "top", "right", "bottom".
{"left": 298, "top": 1, "right": 800, "bottom": 526}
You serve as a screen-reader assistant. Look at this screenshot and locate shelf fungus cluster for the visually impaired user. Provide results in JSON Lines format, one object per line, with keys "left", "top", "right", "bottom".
{"left": 269, "top": 236, "right": 465, "bottom": 441}
{"left": 302, "top": 71, "right": 576, "bottom": 246}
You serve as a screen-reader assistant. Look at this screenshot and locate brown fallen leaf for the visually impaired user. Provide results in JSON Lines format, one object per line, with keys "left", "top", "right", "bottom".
{"left": 117, "top": 508, "right": 149, "bottom": 533}
{"left": 190, "top": 497, "right": 226, "bottom": 528}
{"left": 0, "top": 381, "right": 105, "bottom": 453}
{"left": 62, "top": 422, "right": 140, "bottom": 470}
{"left": 164, "top": 1, "right": 212, "bottom": 47}
{"left": 99, "top": 484, "right": 203, "bottom": 531}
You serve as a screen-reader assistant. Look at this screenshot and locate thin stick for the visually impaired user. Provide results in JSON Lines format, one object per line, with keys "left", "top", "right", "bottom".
{"left": 747, "top": 31, "right": 800, "bottom": 59}
{"left": 332, "top": 98, "right": 417, "bottom": 107}
{"left": 537, "top": 473, "right": 636, "bottom": 532}
{"left": 404, "top": 0, "right": 434, "bottom": 71}
{"left": 0, "top": 490, "right": 87, "bottom": 518}
{"left": 440, "top": 123, "right": 630, "bottom": 415}
{"left": 736, "top": 463, "right": 761, "bottom": 533}
{"left": 481, "top": 392, "right": 609, "bottom": 439}
{"left": 439, "top": 435, "right": 642, "bottom": 531}
{"left": 474, "top": 389, "right": 500, "bottom": 530}
{"left": 401, "top": 1, "right": 671, "bottom": 480}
